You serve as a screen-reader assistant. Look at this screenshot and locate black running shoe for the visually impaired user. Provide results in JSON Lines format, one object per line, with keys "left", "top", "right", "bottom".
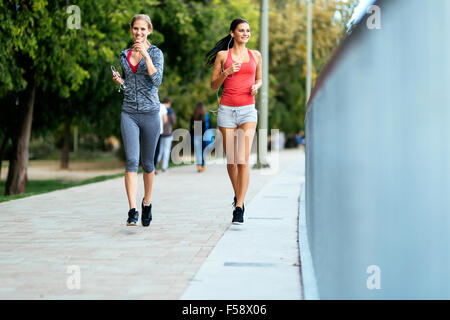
{"left": 232, "top": 206, "right": 244, "bottom": 225}
{"left": 232, "top": 196, "right": 244, "bottom": 212}
{"left": 141, "top": 199, "right": 152, "bottom": 227}
{"left": 127, "top": 208, "right": 139, "bottom": 226}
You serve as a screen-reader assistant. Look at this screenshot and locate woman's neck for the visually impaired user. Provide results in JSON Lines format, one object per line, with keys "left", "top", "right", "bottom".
{"left": 233, "top": 42, "right": 246, "bottom": 52}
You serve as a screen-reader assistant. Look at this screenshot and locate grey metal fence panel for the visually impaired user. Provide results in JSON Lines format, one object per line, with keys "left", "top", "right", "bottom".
{"left": 305, "top": 0, "right": 450, "bottom": 299}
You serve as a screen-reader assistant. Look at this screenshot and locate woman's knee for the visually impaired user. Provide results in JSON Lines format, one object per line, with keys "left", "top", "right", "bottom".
{"left": 126, "top": 158, "right": 140, "bottom": 172}
{"left": 237, "top": 163, "right": 249, "bottom": 170}
{"left": 142, "top": 160, "right": 155, "bottom": 173}
{"left": 236, "top": 154, "right": 249, "bottom": 165}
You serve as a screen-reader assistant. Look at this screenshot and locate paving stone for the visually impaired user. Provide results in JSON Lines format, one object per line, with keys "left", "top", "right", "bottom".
{"left": 0, "top": 149, "right": 303, "bottom": 299}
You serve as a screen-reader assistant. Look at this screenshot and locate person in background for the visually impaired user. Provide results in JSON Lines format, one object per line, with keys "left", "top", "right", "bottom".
{"left": 190, "top": 102, "right": 210, "bottom": 172}
{"left": 156, "top": 97, "right": 176, "bottom": 172}
{"left": 154, "top": 100, "right": 167, "bottom": 175}
{"left": 296, "top": 131, "right": 305, "bottom": 145}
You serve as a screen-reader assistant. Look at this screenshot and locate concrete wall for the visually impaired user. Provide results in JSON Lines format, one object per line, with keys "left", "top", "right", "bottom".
{"left": 305, "top": 0, "right": 450, "bottom": 299}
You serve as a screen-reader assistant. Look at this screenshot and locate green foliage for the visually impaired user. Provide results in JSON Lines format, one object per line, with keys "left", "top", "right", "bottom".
{"left": 0, "top": 0, "right": 358, "bottom": 146}
{"left": 268, "top": 0, "right": 359, "bottom": 133}
{"left": 153, "top": 0, "right": 260, "bottom": 129}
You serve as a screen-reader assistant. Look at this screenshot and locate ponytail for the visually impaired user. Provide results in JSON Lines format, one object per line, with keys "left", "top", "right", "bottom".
{"left": 205, "top": 34, "right": 234, "bottom": 68}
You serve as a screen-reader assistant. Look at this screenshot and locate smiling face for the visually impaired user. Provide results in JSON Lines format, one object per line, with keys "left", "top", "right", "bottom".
{"left": 231, "top": 22, "right": 250, "bottom": 44}
{"left": 130, "top": 19, "right": 152, "bottom": 43}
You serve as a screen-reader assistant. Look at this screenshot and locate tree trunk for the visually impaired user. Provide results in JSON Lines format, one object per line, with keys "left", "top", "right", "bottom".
{"left": 5, "top": 72, "right": 36, "bottom": 195}
{"left": 0, "top": 133, "right": 9, "bottom": 181}
{"left": 60, "top": 119, "right": 71, "bottom": 169}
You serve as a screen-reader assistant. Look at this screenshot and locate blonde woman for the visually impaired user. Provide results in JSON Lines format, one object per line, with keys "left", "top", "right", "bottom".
{"left": 112, "top": 14, "right": 164, "bottom": 227}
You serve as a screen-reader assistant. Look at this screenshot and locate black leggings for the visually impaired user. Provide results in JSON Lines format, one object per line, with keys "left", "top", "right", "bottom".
{"left": 121, "top": 111, "right": 160, "bottom": 173}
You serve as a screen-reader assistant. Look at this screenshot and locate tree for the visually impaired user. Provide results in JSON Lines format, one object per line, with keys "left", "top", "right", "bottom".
{"left": 0, "top": 1, "right": 54, "bottom": 195}
{"left": 0, "top": 0, "right": 142, "bottom": 193}
{"left": 153, "top": 0, "right": 260, "bottom": 129}
{"left": 268, "top": 0, "right": 358, "bottom": 134}
{"left": 0, "top": 0, "right": 359, "bottom": 196}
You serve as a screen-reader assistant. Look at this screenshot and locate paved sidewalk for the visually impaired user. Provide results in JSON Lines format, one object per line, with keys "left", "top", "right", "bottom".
{"left": 0, "top": 148, "right": 304, "bottom": 299}
{"left": 181, "top": 155, "right": 305, "bottom": 299}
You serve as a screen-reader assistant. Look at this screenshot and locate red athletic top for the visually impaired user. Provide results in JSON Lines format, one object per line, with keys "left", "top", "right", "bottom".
{"left": 220, "top": 49, "right": 257, "bottom": 106}
{"left": 127, "top": 50, "right": 139, "bottom": 74}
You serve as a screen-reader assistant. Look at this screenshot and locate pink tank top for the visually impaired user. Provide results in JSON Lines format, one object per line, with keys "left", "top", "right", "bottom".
{"left": 220, "top": 49, "right": 257, "bottom": 106}
{"left": 127, "top": 49, "right": 139, "bottom": 74}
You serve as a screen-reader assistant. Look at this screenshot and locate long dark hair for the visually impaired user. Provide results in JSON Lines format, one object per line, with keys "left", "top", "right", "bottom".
{"left": 205, "top": 18, "right": 249, "bottom": 68}
{"left": 193, "top": 102, "right": 206, "bottom": 121}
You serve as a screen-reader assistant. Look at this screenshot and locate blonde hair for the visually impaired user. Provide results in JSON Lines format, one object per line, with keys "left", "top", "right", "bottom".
{"left": 130, "top": 14, "right": 153, "bottom": 30}
{"left": 130, "top": 14, "right": 153, "bottom": 46}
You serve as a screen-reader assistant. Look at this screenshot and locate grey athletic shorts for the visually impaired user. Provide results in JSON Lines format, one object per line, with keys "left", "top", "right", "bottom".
{"left": 217, "top": 104, "right": 258, "bottom": 128}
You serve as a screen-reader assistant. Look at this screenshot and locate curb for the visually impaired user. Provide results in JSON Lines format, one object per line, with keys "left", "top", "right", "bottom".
{"left": 298, "top": 182, "right": 320, "bottom": 299}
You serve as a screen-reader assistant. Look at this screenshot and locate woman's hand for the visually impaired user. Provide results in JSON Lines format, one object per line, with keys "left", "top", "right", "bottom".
{"left": 112, "top": 74, "right": 123, "bottom": 85}
{"left": 224, "top": 62, "right": 241, "bottom": 76}
{"left": 251, "top": 84, "right": 260, "bottom": 96}
{"left": 132, "top": 38, "right": 150, "bottom": 60}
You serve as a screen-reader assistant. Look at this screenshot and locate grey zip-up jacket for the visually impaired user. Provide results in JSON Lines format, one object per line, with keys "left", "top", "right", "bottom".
{"left": 119, "top": 44, "right": 164, "bottom": 114}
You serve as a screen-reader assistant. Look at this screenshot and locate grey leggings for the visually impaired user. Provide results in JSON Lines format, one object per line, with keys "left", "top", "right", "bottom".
{"left": 121, "top": 111, "right": 161, "bottom": 173}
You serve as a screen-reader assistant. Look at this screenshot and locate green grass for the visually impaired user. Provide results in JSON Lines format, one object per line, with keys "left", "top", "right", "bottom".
{"left": 0, "top": 173, "right": 124, "bottom": 203}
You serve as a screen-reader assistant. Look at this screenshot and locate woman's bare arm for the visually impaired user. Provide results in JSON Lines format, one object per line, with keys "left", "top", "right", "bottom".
{"left": 251, "top": 50, "right": 262, "bottom": 96}
{"left": 211, "top": 51, "right": 240, "bottom": 91}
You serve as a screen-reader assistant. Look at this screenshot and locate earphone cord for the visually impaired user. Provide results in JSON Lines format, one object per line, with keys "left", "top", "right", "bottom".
{"left": 211, "top": 85, "right": 221, "bottom": 116}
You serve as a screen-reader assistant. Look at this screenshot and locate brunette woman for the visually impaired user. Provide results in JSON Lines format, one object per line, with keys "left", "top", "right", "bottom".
{"left": 206, "top": 18, "right": 262, "bottom": 224}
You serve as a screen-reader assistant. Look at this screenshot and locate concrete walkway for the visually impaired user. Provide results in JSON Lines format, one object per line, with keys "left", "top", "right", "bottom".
{"left": 181, "top": 154, "right": 304, "bottom": 299}
{"left": 0, "top": 148, "right": 305, "bottom": 300}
